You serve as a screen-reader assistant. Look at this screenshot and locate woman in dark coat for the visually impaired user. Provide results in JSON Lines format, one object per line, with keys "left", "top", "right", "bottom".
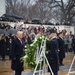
{"left": 47, "top": 28, "right": 59, "bottom": 75}
{"left": 0, "top": 34, "right": 7, "bottom": 61}
{"left": 57, "top": 32, "right": 65, "bottom": 66}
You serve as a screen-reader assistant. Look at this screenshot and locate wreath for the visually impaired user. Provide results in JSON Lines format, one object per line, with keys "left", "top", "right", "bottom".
{"left": 21, "top": 34, "right": 50, "bottom": 69}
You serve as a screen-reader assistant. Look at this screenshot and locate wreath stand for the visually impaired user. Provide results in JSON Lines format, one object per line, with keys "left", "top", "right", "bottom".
{"left": 33, "top": 39, "right": 54, "bottom": 75}
{"left": 67, "top": 55, "right": 75, "bottom": 75}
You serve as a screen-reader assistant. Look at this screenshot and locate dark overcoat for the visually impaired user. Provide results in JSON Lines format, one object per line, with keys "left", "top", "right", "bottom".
{"left": 72, "top": 37, "right": 75, "bottom": 54}
{"left": 11, "top": 38, "right": 24, "bottom": 71}
{"left": 48, "top": 38, "right": 59, "bottom": 73}
{"left": 58, "top": 37, "right": 65, "bottom": 58}
{"left": 0, "top": 39, "right": 7, "bottom": 55}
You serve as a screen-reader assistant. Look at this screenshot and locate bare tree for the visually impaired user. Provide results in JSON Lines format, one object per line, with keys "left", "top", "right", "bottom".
{"left": 6, "top": 0, "right": 75, "bottom": 25}
{"left": 47, "top": 0, "right": 75, "bottom": 25}
{"left": 64, "top": 0, "right": 75, "bottom": 25}
{"left": 27, "top": 0, "right": 53, "bottom": 21}
{"left": 6, "top": 0, "right": 31, "bottom": 18}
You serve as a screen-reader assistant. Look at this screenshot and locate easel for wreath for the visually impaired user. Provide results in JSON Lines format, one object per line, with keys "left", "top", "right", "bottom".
{"left": 67, "top": 55, "right": 75, "bottom": 75}
{"left": 33, "top": 39, "right": 54, "bottom": 75}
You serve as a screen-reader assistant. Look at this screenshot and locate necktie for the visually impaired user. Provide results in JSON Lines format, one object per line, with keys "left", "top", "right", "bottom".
{"left": 20, "top": 39, "right": 22, "bottom": 44}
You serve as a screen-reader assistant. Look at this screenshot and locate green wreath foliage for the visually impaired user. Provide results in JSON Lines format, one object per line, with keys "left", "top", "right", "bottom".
{"left": 21, "top": 35, "right": 50, "bottom": 69}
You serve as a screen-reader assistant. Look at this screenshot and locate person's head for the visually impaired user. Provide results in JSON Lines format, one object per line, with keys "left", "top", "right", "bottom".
{"left": 23, "top": 32, "right": 27, "bottom": 37}
{"left": 49, "top": 28, "right": 57, "bottom": 39}
{"left": 62, "top": 29, "right": 67, "bottom": 36}
{"left": 58, "top": 32, "right": 63, "bottom": 38}
{"left": 57, "top": 29, "right": 67, "bottom": 38}
{"left": 1, "top": 34, "right": 5, "bottom": 39}
{"left": 1, "top": 34, "right": 6, "bottom": 41}
{"left": 16, "top": 31, "right": 23, "bottom": 39}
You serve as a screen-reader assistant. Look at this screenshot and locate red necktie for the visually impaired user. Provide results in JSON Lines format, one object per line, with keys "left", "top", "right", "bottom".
{"left": 20, "top": 39, "right": 22, "bottom": 44}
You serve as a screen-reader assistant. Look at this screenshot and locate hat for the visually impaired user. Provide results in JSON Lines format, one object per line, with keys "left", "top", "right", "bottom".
{"left": 49, "top": 28, "right": 57, "bottom": 34}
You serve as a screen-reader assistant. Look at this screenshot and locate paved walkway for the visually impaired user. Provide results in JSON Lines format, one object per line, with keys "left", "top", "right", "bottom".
{"left": 0, "top": 52, "right": 75, "bottom": 75}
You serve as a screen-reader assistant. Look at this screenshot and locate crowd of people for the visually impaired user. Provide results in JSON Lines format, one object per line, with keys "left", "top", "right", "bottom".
{"left": 0, "top": 22, "right": 75, "bottom": 75}
{"left": 0, "top": 23, "right": 12, "bottom": 30}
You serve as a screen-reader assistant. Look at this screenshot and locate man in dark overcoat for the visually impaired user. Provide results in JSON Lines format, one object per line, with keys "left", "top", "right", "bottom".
{"left": 11, "top": 31, "right": 24, "bottom": 75}
{"left": 72, "top": 35, "right": 75, "bottom": 54}
{"left": 47, "top": 28, "right": 59, "bottom": 75}
{"left": 57, "top": 32, "right": 65, "bottom": 66}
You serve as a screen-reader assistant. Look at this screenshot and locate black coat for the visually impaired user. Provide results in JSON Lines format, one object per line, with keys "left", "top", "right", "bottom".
{"left": 72, "top": 38, "right": 75, "bottom": 53}
{"left": 0, "top": 39, "right": 7, "bottom": 55}
{"left": 48, "top": 38, "right": 59, "bottom": 73}
{"left": 11, "top": 38, "right": 24, "bottom": 71}
{"left": 58, "top": 37, "right": 65, "bottom": 58}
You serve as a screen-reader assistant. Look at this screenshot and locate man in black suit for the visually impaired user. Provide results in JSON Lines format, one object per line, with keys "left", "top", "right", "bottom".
{"left": 47, "top": 28, "right": 59, "bottom": 75}
{"left": 11, "top": 31, "right": 24, "bottom": 75}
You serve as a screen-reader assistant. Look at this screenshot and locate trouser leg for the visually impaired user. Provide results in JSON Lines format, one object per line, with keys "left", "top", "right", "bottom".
{"left": 59, "top": 58, "right": 63, "bottom": 65}
{"left": 54, "top": 72, "right": 58, "bottom": 75}
{"left": 15, "top": 70, "right": 22, "bottom": 75}
{"left": 49, "top": 72, "right": 58, "bottom": 75}
{"left": 2, "top": 54, "right": 5, "bottom": 60}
